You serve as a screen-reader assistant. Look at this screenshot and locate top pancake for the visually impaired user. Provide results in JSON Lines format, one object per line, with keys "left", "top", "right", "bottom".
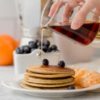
{"left": 27, "top": 66, "right": 75, "bottom": 75}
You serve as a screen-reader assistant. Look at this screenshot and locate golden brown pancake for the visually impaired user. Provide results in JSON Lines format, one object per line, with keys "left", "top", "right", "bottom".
{"left": 24, "top": 76, "right": 74, "bottom": 85}
{"left": 21, "top": 80, "right": 74, "bottom": 88}
{"left": 25, "top": 72, "right": 74, "bottom": 79}
{"left": 20, "top": 83, "right": 72, "bottom": 90}
{"left": 27, "top": 66, "right": 75, "bottom": 75}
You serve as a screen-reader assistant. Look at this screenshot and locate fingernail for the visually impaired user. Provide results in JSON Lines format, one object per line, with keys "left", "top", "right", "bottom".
{"left": 71, "top": 21, "right": 81, "bottom": 30}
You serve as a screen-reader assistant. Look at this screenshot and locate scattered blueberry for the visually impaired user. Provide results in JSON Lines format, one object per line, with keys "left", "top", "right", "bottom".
{"left": 43, "top": 40, "right": 50, "bottom": 48}
{"left": 29, "top": 41, "right": 38, "bottom": 49}
{"left": 58, "top": 61, "right": 65, "bottom": 67}
{"left": 67, "top": 85, "right": 75, "bottom": 90}
{"left": 36, "top": 40, "right": 41, "bottom": 47}
{"left": 22, "top": 45, "right": 31, "bottom": 54}
{"left": 16, "top": 47, "right": 24, "bottom": 54}
{"left": 43, "top": 59, "right": 49, "bottom": 66}
{"left": 42, "top": 46, "right": 48, "bottom": 52}
{"left": 47, "top": 47, "right": 52, "bottom": 52}
{"left": 51, "top": 45, "right": 58, "bottom": 51}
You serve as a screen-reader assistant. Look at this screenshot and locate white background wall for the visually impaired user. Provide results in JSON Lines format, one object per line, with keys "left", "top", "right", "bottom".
{"left": 0, "top": 0, "right": 18, "bottom": 38}
{"left": 0, "top": 0, "right": 41, "bottom": 39}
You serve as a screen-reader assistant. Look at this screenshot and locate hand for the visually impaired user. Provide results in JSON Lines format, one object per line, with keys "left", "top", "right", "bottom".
{"left": 49, "top": 0, "right": 100, "bottom": 29}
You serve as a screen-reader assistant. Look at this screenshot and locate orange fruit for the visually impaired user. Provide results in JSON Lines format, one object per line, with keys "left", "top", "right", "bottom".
{"left": 0, "top": 34, "right": 19, "bottom": 49}
{"left": 0, "top": 34, "right": 19, "bottom": 66}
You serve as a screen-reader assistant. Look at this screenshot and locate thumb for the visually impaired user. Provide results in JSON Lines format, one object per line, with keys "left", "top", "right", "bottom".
{"left": 71, "top": 2, "right": 94, "bottom": 30}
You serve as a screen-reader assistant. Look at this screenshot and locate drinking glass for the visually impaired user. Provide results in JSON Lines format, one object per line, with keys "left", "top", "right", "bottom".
{"left": 15, "top": 0, "right": 41, "bottom": 45}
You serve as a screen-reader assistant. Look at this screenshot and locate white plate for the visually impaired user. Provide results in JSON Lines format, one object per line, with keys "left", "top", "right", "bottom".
{"left": 1, "top": 59, "right": 100, "bottom": 98}
{"left": 1, "top": 78, "right": 100, "bottom": 98}
{"left": 1, "top": 77, "right": 100, "bottom": 98}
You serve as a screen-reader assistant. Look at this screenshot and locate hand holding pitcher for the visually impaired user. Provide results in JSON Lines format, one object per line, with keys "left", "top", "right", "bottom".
{"left": 49, "top": 0, "right": 100, "bottom": 29}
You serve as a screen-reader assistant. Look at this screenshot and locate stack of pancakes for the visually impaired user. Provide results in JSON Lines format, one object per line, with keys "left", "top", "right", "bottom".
{"left": 21, "top": 66, "right": 75, "bottom": 89}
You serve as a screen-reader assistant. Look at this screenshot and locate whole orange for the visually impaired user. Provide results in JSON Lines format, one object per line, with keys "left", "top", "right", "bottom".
{"left": 0, "top": 34, "right": 19, "bottom": 66}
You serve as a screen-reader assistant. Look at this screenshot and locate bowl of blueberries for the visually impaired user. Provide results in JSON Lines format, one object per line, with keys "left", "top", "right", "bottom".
{"left": 14, "top": 39, "right": 61, "bottom": 75}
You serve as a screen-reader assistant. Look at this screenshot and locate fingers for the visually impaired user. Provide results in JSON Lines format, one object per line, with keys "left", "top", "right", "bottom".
{"left": 62, "top": 4, "right": 73, "bottom": 23}
{"left": 48, "top": 0, "right": 63, "bottom": 17}
{"left": 62, "top": 0, "right": 82, "bottom": 24}
{"left": 71, "top": 2, "right": 95, "bottom": 30}
{"left": 93, "top": 8, "right": 100, "bottom": 21}
{"left": 67, "top": 0, "right": 79, "bottom": 8}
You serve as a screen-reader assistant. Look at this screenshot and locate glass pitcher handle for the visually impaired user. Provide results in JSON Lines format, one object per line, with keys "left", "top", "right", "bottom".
{"left": 41, "top": 0, "right": 57, "bottom": 27}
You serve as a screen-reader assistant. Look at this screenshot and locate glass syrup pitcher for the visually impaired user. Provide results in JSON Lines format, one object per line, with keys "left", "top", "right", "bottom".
{"left": 41, "top": 0, "right": 100, "bottom": 45}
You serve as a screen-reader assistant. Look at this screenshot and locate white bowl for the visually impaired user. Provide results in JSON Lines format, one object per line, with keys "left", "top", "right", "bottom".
{"left": 13, "top": 49, "right": 60, "bottom": 76}
{"left": 53, "top": 33, "right": 95, "bottom": 64}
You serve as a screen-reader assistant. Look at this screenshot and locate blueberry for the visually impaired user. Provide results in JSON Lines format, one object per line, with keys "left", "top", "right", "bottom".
{"left": 36, "top": 40, "right": 41, "bottom": 47}
{"left": 43, "top": 59, "right": 49, "bottom": 66}
{"left": 47, "top": 47, "right": 52, "bottom": 52}
{"left": 22, "top": 45, "right": 31, "bottom": 54}
{"left": 29, "top": 41, "right": 38, "bottom": 49}
{"left": 58, "top": 61, "right": 65, "bottom": 67}
{"left": 51, "top": 45, "right": 58, "bottom": 51}
{"left": 43, "top": 40, "right": 50, "bottom": 48}
{"left": 67, "top": 85, "right": 75, "bottom": 90}
{"left": 42, "top": 46, "right": 48, "bottom": 52}
{"left": 16, "top": 47, "right": 24, "bottom": 54}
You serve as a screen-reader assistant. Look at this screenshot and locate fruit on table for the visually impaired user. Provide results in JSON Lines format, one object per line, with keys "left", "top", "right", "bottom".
{"left": 16, "top": 40, "right": 58, "bottom": 54}
{"left": 36, "top": 40, "right": 41, "bottom": 47}
{"left": 74, "top": 68, "right": 100, "bottom": 88}
{"left": 42, "top": 59, "right": 49, "bottom": 66}
{"left": 42, "top": 59, "right": 66, "bottom": 68}
{"left": 22, "top": 45, "right": 31, "bottom": 54}
{"left": 0, "top": 34, "right": 19, "bottom": 66}
{"left": 29, "top": 41, "right": 38, "bottom": 49}
{"left": 42, "top": 40, "right": 50, "bottom": 48}
{"left": 42, "top": 45, "right": 48, "bottom": 52}
{"left": 58, "top": 61, "right": 65, "bottom": 68}
{"left": 50, "top": 45, "right": 58, "bottom": 51}
{"left": 16, "top": 47, "right": 24, "bottom": 54}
